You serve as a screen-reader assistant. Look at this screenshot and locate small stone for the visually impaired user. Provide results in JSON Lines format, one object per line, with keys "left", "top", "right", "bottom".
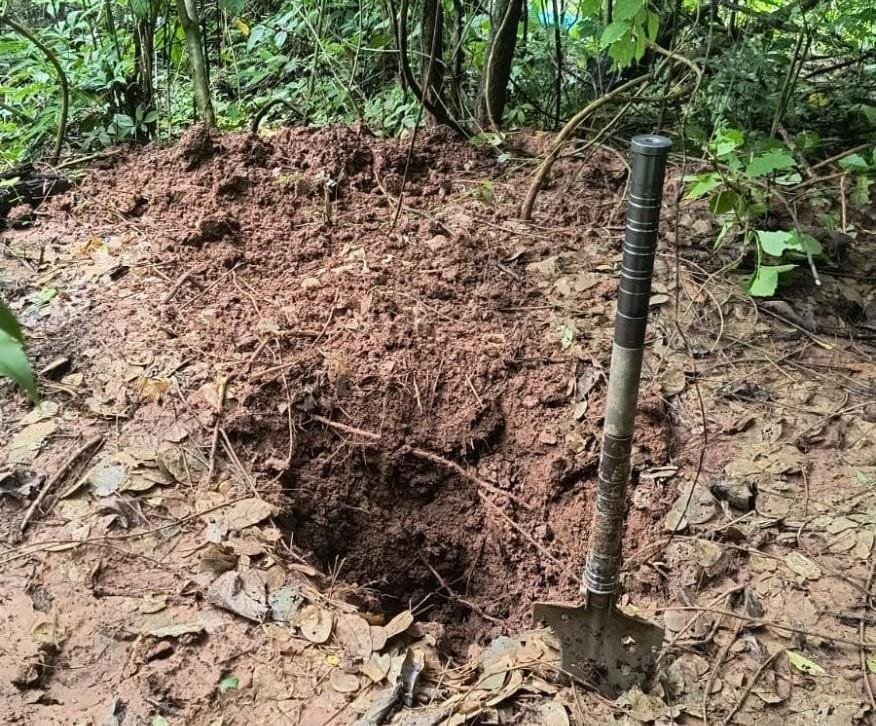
{"left": 539, "top": 431, "right": 558, "bottom": 446}
{"left": 301, "top": 277, "right": 322, "bottom": 290}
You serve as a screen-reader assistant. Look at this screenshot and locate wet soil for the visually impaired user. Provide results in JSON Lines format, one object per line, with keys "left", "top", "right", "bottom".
{"left": 38, "top": 124, "right": 674, "bottom": 650}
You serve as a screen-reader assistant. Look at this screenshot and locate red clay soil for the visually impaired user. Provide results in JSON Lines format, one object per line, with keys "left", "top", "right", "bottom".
{"left": 43, "top": 125, "right": 674, "bottom": 650}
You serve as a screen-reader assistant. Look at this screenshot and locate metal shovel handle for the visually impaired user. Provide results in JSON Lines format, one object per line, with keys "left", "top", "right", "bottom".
{"left": 584, "top": 134, "right": 672, "bottom": 600}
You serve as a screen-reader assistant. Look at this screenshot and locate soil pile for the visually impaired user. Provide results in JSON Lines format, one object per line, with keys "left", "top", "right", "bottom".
{"left": 47, "top": 124, "right": 674, "bottom": 648}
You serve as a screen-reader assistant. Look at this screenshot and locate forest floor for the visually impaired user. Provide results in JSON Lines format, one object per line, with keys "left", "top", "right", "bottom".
{"left": 0, "top": 125, "right": 875, "bottom": 725}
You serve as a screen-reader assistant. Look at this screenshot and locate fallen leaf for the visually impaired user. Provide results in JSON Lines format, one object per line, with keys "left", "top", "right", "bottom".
{"left": 269, "top": 586, "right": 304, "bottom": 623}
{"left": 219, "top": 676, "right": 239, "bottom": 693}
{"left": 147, "top": 622, "right": 205, "bottom": 639}
{"left": 362, "top": 653, "right": 392, "bottom": 683}
{"left": 788, "top": 650, "right": 825, "bottom": 676}
{"left": 207, "top": 570, "right": 268, "bottom": 622}
{"left": 383, "top": 610, "right": 414, "bottom": 639}
{"left": 536, "top": 702, "right": 569, "bottom": 726}
{"left": 784, "top": 552, "right": 822, "bottom": 580}
{"left": 222, "top": 497, "right": 277, "bottom": 531}
{"left": 336, "top": 613, "right": 373, "bottom": 661}
{"left": 297, "top": 604, "right": 332, "bottom": 643}
{"left": 138, "top": 593, "right": 168, "bottom": 614}
{"left": 330, "top": 670, "right": 360, "bottom": 693}
{"left": 7, "top": 420, "right": 57, "bottom": 465}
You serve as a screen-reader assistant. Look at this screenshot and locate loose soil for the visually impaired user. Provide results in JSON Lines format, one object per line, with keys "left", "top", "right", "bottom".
{"left": 40, "top": 125, "right": 674, "bottom": 649}
{"left": 2, "top": 124, "right": 875, "bottom": 725}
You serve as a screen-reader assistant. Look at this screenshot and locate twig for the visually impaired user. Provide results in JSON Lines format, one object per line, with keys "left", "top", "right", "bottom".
{"left": 410, "top": 447, "right": 534, "bottom": 511}
{"left": 654, "top": 606, "right": 872, "bottom": 648}
{"left": 310, "top": 414, "right": 382, "bottom": 441}
{"left": 20, "top": 435, "right": 103, "bottom": 536}
{"left": 720, "top": 648, "right": 789, "bottom": 726}
{"left": 163, "top": 267, "right": 203, "bottom": 303}
{"left": 2, "top": 497, "right": 249, "bottom": 565}
{"left": 703, "top": 619, "right": 742, "bottom": 725}
{"left": 420, "top": 556, "right": 503, "bottom": 624}
{"left": 861, "top": 545, "right": 876, "bottom": 713}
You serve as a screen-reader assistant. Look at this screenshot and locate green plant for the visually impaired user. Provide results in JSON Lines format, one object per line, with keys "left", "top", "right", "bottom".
{"left": 686, "top": 128, "right": 827, "bottom": 297}
{"left": 0, "top": 300, "right": 38, "bottom": 402}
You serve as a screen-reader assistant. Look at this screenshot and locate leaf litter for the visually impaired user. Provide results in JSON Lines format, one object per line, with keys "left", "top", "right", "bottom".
{"left": 0, "top": 125, "right": 874, "bottom": 724}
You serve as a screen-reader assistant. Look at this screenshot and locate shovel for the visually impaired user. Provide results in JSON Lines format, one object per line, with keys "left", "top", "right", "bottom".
{"left": 534, "top": 134, "right": 672, "bottom": 696}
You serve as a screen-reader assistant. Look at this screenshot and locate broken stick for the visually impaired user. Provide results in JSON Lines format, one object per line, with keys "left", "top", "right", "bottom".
{"left": 20, "top": 434, "right": 103, "bottom": 536}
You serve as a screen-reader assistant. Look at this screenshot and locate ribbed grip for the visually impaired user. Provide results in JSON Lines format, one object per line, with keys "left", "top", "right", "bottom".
{"left": 584, "top": 135, "right": 671, "bottom": 598}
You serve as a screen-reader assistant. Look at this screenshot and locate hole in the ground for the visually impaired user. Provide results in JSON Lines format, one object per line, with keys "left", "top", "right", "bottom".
{"left": 281, "top": 445, "right": 514, "bottom": 652}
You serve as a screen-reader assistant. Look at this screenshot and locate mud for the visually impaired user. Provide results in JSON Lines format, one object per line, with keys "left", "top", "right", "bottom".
{"left": 43, "top": 124, "right": 675, "bottom": 650}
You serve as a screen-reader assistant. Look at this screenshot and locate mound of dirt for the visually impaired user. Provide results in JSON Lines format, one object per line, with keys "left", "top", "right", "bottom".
{"left": 46, "top": 125, "right": 674, "bottom": 650}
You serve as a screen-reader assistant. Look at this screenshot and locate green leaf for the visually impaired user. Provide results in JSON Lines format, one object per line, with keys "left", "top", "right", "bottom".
{"left": 746, "top": 148, "right": 796, "bottom": 178}
{"left": 789, "top": 231, "right": 823, "bottom": 257}
{"left": 756, "top": 230, "right": 794, "bottom": 257}
{"left": 714, "top": 220, "right": 734, "bottom": 250}
{"left": 711, "top": 129, "right": 744, "bottom": 157}
{"left": 0, "top": 330, "right": 38, "bottom": 402}
{"left": 685, "top": 172, "right": 721, "bottom": 199}
{"left": 838, "top": 153, "right": 870, "bottom": 172}
{"left": 746, "top": 264, "right": 797, "bottom": 297}
{"left": 0, "top": 299, "right": 24, "bottom": 344}
{"left": 219, "top": 0, "right": 246, "bottom": 13}
{"left": 646, "top": 10, "right": 660, "bottom": 40}
{"left": 578, "top": 0, "right": 602, "bottom": 16}
{"left": 613, "top": 0, "right": 641, "bottom": 22}
{"left": 856, "top": 471, "right": 874, "bottom": 487}
{"left": 130, "top": 0, "right": 150, "bottom": 19}
{"left": 151, "top": 718, "right": 169, "bottom": 726}
{"left": 787, "top": 650, "right": 826, "bottom": 676}
{"left": 868, "top": 655, "right": 876, "bottom": 673}
{"left": 851, "top": 175, "right": 872, "bottom": 207}
{"left": 601, "top": 21, "right": 630, "bottom": 47}
{"left": 219, "top": 675, "right": 239, "bottom": 693}
{"left": 709, "top": 190, "right": 739, "bottom": 215}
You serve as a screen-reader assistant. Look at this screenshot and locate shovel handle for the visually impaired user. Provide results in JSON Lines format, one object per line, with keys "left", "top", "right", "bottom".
{"left": 584, "top": 135, "right": 671, "bottom": 598}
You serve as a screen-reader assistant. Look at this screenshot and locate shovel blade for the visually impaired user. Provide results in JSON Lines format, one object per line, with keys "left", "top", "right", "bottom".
{"left": 533, "top": 601, "right": 663, "bottom": 695}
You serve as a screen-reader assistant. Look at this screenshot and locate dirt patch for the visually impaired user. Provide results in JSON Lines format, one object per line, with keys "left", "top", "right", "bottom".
{"left": 36, "top": 124, "right": 674, "bottom": 650}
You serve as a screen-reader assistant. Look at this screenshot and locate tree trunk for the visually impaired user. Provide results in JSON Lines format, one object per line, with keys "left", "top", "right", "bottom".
{"left": 478, "top": 0, "right": 523, "bottom": 128}
{"left": 175, "top": 0, "right": 215, "bottom": 128}
{"left": 420, "top": 0, "right": 445, "bottom": 117}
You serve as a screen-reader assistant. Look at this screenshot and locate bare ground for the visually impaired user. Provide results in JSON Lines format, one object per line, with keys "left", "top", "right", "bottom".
{"left": 0, "top": 125, "right": 874, "bottom": 725}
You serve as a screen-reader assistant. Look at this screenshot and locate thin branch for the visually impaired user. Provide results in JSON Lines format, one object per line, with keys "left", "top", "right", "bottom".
{"left": 0, "top": 14, "right": 69, "bottom": 164}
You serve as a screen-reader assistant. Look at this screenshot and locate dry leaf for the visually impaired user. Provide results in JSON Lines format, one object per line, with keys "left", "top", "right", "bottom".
{"left": 297, "top": 604, "right": 332, "bottom": 643}
{"left": 223, "top": 497, "right": 277, "bottom": 531}
{"left": 361, "top": 653, "right": 392, "bottom": 683}
{"left": 7, "top": 420, "right": 57, "bottom": 465}
{"left": 383, "top": 610, "right": 414, "bottom": 639}
{"left": 536, "top": 702, "right": 569, "bottom": 726}
{"left": 147, "top": 622, "right": 205, "bottom": 638}
{"left": 784, "top": 552, "right": 822, "bottom": 580}
{"left": 336, "top": 613, "right": 373, "bottom": 661}
{"left": 330, "top": 670, "right": 360, "bottom": 693}
{"left": 370, "top": 625, "right": 387, "bottom": 652}
{"left": 206, "top": 569, "right": 268, "bottom": 622}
